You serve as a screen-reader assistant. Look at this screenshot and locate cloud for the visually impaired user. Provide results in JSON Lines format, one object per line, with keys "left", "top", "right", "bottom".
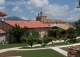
{"left": 73, "top": 8, "right": 80, "bottom": 12}
{"left": 0, "top": 0, "right": 5, "bottom": 11}
{"left": 0, "top": 6, "right": 5, "bottom": 11}
{"left": 12, "top": 6, "right": 23, "bottom": 12}
{"left": 0, "top": 0, "right": 5, "bottom": 5}
{"left": 66, "top": 7, "right": 80, "bottom": 21}
{"left": 31, "top": 10, "right": 35, "bottom": 13}
{"left": 7, "top": 0, "right": 27, "bottom": 6}
{"left": 21, "top": 16, "right": 28, "bottom": 20}
{"left": 67, "top": 14, "right": 79, "bottom": 20}
{"left": 26, "top": 0, "right": 49, "bottom": 9}
{"left": 43, "top": 4, "right": 69, "bottom": 17}
{"left": 5, "top": 0, "right": 80, "bottom": 22}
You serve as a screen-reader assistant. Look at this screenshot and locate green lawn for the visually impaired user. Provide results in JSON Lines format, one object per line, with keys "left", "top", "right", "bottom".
{"left": 76, "top": 38, "right": 80, "bottom": 43}
{"left": 47, "top": 42, "right": 69, "bottom": 47}
{"left": 0, "top": 38, "right": 80, "bottom": 49}
{"left": 0, "top": 43, "right": 28, "bottom": 49}
{"left": 14, "top": 49, "right": 65, "bottom": 57}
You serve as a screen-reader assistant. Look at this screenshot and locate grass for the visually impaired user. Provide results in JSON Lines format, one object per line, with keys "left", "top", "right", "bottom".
{"left": 47, "top": 42, "right": 69, "bottom": 47}
{"left": 0, "top": 38, "right": 80, "bottom": 49}
{"left": 0, "top": 43, "right": 28, "bottom": 49}
{"left": 76, "top": 38, "right": 80, "bottom": 43}
{"left": 14, "top": 49, "right": 65, "bottom": 57}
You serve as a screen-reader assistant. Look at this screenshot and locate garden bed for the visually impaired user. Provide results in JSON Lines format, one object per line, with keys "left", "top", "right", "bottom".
{"left": 61, "top": 45, "right": 80, "bottom": 52}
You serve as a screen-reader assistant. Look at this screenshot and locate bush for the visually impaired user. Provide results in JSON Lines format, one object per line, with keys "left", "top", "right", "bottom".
{"left": 67, "top": 27, "right": 77, "bottom": 43}
{"left": 20, "top": 36, "right": 27, "bottom": 43}
{"left": 43, "top": 35, "right": 52, "bottom": 45}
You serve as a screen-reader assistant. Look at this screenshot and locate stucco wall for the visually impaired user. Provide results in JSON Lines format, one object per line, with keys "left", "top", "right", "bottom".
{"left": 0, "top": 33, "right": 7, "bottom": 43}
{"left": 0, "top": 21, "right": 13, "bottom": 32}
{"left": 31, "top": 28, "right": 47, "bottom": 38}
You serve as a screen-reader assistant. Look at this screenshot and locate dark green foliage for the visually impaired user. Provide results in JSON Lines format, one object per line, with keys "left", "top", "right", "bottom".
{"left": 47, "top": 28, "right": 64, "bottom": 32}
{"left": 27, "top": 35, "right": 34, "bottom": 47}
{"left": 13, "top": 25, "right": 23, "bottom": 43}
{"left": 9, "top": 24, "right": 30, "bottom": 43}
{"left": 9, "top": 25, "right": 41, "bottom": 46}
{"left": 36, "top": 39, "right": 42, "bottom": 44}
{"left": 32, "top": 31, "right": 40, "bottom": 43}
{"left": 20, "top": 36, "right": 27, "bottom": 43}
{"left": 26, "top": 30, "right": 40, "bottom": 47}
{"left": 43, "top": 35, "right": 49, "bottom": 45}
{"left": 47, "top": 27, "right": 65, "bottom": 38}
{"left": 9, "top": 24, "right": 23, "bottom": 43}
{"left": 75, "top": 19, "right": 80, "bottom": 36}
{"left": 67, "top": 27, "right": 77, "bottom": 43}
{"left": 43, "top": 35, "right": 52, "bottom": 45}
{"left": 20, "top": 26, "right": 30, "bottom": 42}
{"left": 22, "top": 26, "right": 30, "bottom": 37}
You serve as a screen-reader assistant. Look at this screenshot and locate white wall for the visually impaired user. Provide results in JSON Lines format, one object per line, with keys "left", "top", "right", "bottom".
{"left": 0, "top": 34, "right": 6, "bottom": 43}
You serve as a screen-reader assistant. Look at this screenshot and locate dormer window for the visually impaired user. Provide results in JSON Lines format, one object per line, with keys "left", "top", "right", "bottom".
{"left": 54, "top": 22, "right": 58, "bottom": 26}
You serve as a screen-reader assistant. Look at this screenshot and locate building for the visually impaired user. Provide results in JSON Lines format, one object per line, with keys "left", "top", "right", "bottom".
{"left": 0, "top": 20, "right": 50, "bottom": 38}
{"left": 0, "top": 11, "right": 74, "bottom": 43}
{"left": 0, "top": 11, "right": 7, "bottom": 44}
{"left": 36, "top": 12, "right": 74, "bottom": 38}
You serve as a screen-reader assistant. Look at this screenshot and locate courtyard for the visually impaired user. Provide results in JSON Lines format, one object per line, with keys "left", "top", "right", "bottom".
{"left": 0, "top": 39, "right": 80, "bottom": 57}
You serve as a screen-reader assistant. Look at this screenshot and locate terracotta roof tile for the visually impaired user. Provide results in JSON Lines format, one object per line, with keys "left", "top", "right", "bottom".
{"left": 0, "top": 11, "right": 7, "bottom": 17}
{"left": 46, "top": 19, "right": 66, "bottom": 23}
{"left": 3, "top": 20, "right": 50, "bottom": 28}
{"left": 0, "top": 29, "right": 6, "bottom": 33}
{"left": 57, "top": 24, "right": 70, "bottom": 30}
{"left": 51, "top": 22, "right": 75, "bottom": 30}
{"left": 44, "top": 19, "right": 75, "bottom": 30}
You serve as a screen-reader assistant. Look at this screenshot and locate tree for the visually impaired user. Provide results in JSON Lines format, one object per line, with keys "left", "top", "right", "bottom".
{"left": 75, "top": 19, "right": 80, "bottom": 36}
{"left": 27, "top": 35, "right": 34, "bottom": 47}
{"left": 9, "top": 25, "right": 30, "bottom": 43}
{"left": 32, "top": 30, "right": 40, "bottom": 43}
{"left": 20, "top": 36, "right": 27, "bottom": 43}
{"left": 26, "top": 30, "right": 40, "bottom": 47}
{"left": 67, "top": 27, "right": 77, "bottom": 43}
{"left": 9, "top": 24, "right": 23, "bottom": 43}
{"left": 22, "top": 26, "right": 30, "bottom": 37}
{"left": 43, "top": 35, "right": 52, "bottom": 46}
{"left": 20, "top": 26, "right": 30, "bottom": 42}
{"left": 12, "top": 24, "right": 23, "bottom": 43}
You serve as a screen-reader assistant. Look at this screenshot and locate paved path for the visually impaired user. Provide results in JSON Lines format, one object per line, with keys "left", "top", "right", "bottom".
{"left": 0, "top": 43, "right": 80, "bottom": 57}
{"left": 50, "top": 47, "right": 67, "bottom": 56}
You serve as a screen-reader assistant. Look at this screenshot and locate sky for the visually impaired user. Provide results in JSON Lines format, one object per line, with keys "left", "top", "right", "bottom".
{"left": 0, "top": 0, "right": 80, "bottom": 22}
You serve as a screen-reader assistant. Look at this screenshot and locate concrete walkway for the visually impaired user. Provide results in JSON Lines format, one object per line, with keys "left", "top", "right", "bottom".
{"left": 0, "top": 43, "right": 80, "bottom": 57}
{"left": 50, "top": 47, "right": 67, "bottom": 56}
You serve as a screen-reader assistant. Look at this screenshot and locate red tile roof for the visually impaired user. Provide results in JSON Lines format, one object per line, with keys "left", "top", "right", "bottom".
{"left": 57, "top": 23, "right": 71, "bottom": 30}
{"left": 0, "top": 29, "right": 6, "bottom": 33}
{"left": 3, "top": 20, "right": 50, "bottom": 28}
{"left": 0, "top": 11, "right": 7, "bottom": 17}
{"left": 46, "top": 19, "right": 74, "bottom": 30}
{"left": 46, "top": 19, "right": 66, "bottom": 23}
